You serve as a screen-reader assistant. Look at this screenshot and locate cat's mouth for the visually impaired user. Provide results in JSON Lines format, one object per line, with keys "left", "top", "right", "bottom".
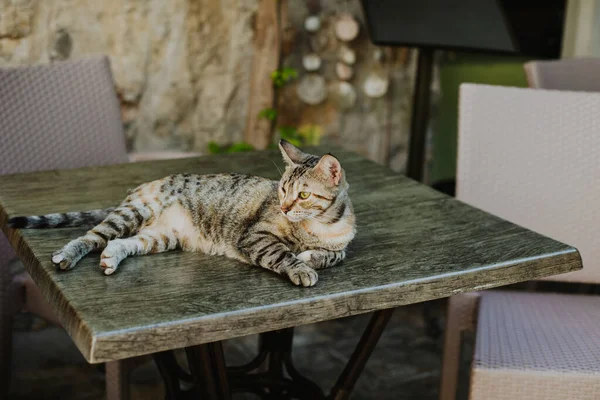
{"left": 284, "top": 212, "right": 305, "bottom": 223}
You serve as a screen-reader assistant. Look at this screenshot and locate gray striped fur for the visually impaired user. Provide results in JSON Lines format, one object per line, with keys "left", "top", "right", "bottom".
{"left": 14, "top": 140, "right": 355, "bottom": 287}
{"left": 8, "top": 208, "right": 115, "bottom": 228}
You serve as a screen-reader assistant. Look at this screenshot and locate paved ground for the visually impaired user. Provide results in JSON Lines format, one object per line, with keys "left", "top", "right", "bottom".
{"left": 9, "top": 299, "right": 452, "bottom": 400}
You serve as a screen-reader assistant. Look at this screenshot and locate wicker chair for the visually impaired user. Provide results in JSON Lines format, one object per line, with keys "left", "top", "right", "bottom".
{"left": 0, "top": 56, "right": 130, "bottom": 399}
{"left": 439, "top": 84, "right": 600, "bottom": 400}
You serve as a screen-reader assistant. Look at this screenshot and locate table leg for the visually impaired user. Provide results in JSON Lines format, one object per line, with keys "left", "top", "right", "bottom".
{"left": 153, "top": 351, "right": 190, "bottom": 399}
{"left": 106, "top": 359, "right": 131, "bottom": 400}
{"left": 154, "top": 342, "right": 231, "bottom": 400}
{"left": 211, "top": 342, "right": 231, "bottom": 399}
{"left": 154, "top": 310, "right": 393, "bottom": 400}
{"left": 229, "top": 328, "right": 326, "bottom": 400}
{"left": 186, "top": 342, "right": 231, "bottom": 400}
{"left": 328, "top": 308, "right": 395, "bottom": 400}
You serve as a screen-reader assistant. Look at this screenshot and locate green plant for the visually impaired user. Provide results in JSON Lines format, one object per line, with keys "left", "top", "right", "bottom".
{"left": 207, "top": 141, "right": 222, "bottom": 154}
{"left": 276, "top": 124, "right": 323, "bottom": 147}
{"left": 257, "top": 107, "right": 277, "bottom": 121}
{"left": 227, "top": 142, "right": 254, "bottom": 153}
{"left": 297, "top": 124, "right": 323, "bottom": 146}
{"left": 278, "top": 126, "right": 303, "bottom": 147}
{"left": 207, "top": 141, "right": 254, "bottom": 155}
{"left": 270, "top": 67, "right": 298, "bottom": 88}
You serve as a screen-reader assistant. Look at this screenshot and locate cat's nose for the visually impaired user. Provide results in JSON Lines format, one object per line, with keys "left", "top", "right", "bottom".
{"left": 281, "top": 206, "right": 291, "bottom": 214}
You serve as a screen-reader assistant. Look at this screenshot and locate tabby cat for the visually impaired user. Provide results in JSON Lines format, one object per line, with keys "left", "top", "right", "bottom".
{"left": 9, "top": 140, "right": 355, "bottom": 287}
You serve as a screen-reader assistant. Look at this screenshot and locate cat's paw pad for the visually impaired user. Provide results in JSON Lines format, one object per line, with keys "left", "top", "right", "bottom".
{"left": 100, "top": 258, "right": 117, "bottom": 275}
{"left": 287, "top": 264, "right": 318, "bottom": 287}
{"left": 51, "top": 251, "right": 73, "bottom": 271}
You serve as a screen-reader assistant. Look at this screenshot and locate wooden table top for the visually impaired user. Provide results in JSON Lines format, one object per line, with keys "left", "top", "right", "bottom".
{"left": 0, "top": 146, "right": 582, "bottom": 363}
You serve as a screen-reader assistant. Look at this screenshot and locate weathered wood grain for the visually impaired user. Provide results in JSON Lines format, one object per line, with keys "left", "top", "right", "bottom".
{"left": 0, "top": 146, "right": 582, "bottom": 363}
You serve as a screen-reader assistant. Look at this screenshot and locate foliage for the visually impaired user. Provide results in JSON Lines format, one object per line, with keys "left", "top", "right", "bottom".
{"left": 277, "top": 124, "right": 323, "bottom": 147}
{"left": 297, "top": 124, "right": 323, "bottom": 146}
{"left": 228, "top": 142, "right": 255, "bottom": 153}
{"left": 278, "top": 126, "right": 303, "bottom": 147}
{"left": 257, "top": 107, "right": 277, "bottom": 121}
{"left": 207, "top": 141, "right": 254, "bottom": 155}
{"left": 207, "top": 141, "right": 222, "bottom": 154}
{"left": 270, "top": 67, "right": 298, "bottom": 88}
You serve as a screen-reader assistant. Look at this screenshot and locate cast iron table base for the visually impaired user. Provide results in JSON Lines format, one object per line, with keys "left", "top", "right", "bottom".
{"left": 153, "top": 308, "right": 394, "bottom": 400}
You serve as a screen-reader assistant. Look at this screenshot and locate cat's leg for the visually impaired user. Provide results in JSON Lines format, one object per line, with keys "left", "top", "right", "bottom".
{"left": 51, "top": 199, "right": 157, "bottom": 270}
{"left": 99, "top": 228, "right": 179, "bottom": 275}
{"left": 238, "top": 235, "right": 318, "bottom": 287}
{"left": 296, "top": 249, "right": 346, "bottom": 270}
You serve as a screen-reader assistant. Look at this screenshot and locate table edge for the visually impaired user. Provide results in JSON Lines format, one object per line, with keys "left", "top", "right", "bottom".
{"left": 0, "top": 208, "right": 96, "bottom": 361}
{"left": 87, "top": 247, "right": 581, "bottom": 363}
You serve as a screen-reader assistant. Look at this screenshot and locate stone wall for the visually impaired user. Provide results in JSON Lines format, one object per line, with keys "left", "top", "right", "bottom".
{"left": 0, "top": 0, "right": 258, "bottom": 153}
{"left": 0, "top": 0, "right": 415, "bottom": 172}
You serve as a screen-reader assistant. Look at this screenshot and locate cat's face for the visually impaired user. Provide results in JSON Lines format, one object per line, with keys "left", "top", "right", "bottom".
{"left": 277, "top": 140, "right": 345, "bottom": 222}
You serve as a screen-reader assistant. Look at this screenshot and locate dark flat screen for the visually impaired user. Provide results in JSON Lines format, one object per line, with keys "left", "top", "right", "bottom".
{"left": 361, "top": 0, "right": 566, "bottom": 58}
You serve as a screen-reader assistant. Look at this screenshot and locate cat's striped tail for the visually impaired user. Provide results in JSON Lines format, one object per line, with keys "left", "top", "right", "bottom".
{"left": 8, "top": 208, "right": 115, "bottom": 229}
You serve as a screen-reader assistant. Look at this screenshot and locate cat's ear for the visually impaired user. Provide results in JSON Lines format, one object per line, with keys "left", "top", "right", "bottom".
{"left": 279, "top": 139, "right": 307, "bottom": 166}
{"left": 314, "top": 154, "right": 342, "bottom": 186}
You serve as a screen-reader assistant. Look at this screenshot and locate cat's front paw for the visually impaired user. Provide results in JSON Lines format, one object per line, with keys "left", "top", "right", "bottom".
{"left": 296, "top": 250, "right": 317, "bottom": 267}
{"left": 51, "top": 250, "right": 75, "bottom": 271}
{"left": 286, "top": 263, "right": 318, "bottom": 287}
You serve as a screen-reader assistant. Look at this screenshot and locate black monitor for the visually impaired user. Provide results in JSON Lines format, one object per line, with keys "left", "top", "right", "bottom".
{"left": 361, "top": 0, "right": 566, "bottom": 59}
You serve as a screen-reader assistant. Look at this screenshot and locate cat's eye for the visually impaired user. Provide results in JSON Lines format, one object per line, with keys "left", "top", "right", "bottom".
{"left": 298, "top": 191, "right": 311, "bottom": 200}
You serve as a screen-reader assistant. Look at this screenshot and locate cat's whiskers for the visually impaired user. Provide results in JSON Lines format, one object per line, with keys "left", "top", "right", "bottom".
{"left": 307, "top": 214, "right": 336, "bottom": 225}
{"left": 270, "top": 159, "right": 283, "bottom": 176}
